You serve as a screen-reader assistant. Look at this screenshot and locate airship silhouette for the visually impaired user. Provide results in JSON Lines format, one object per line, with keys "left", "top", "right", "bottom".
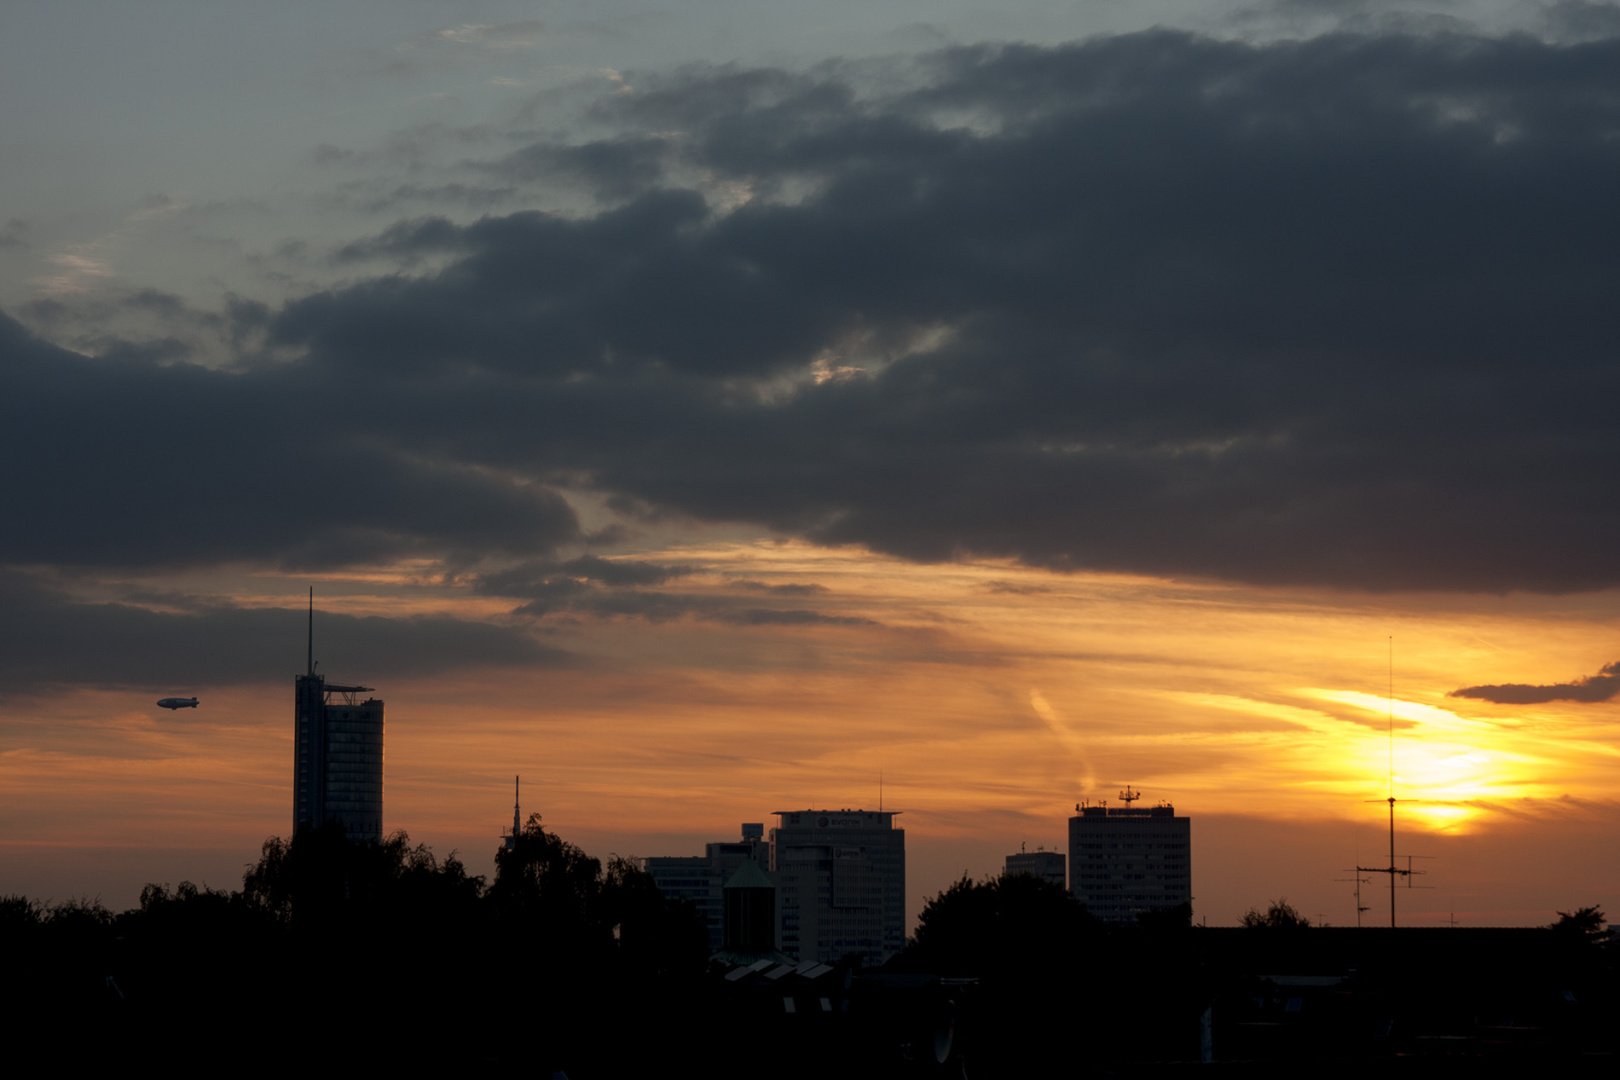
{"left": 157, "top": 697, "right": 199, "bottom": 710}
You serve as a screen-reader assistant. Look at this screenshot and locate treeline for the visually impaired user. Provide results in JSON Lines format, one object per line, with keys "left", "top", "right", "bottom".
{"left": 8, "top": 837, "right": 1617, "bottom": 1074}
{"left": 891, "top": 873, "right": 1209, "bottom": 1071}
{"left": 2, "top": 815, "right": 707, "bottom": 1072}
{"left": 890, "top": 874, "right": 1618, "bottom": 1072}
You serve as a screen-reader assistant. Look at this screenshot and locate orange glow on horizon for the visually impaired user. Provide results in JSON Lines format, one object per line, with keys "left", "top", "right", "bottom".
{"left": 5, "top": 539, "right": 1620, "bottom": 924}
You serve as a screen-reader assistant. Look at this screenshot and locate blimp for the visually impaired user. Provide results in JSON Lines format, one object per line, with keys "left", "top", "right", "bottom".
{"left": 157, "top": 697, "right": 200, "bottom": 710}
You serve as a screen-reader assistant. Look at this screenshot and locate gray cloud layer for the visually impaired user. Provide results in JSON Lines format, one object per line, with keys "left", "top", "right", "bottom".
{"left": 474, "top": 559, "right": 870, "bottom": 626}
{"left": 0, "top": 571, "right": 563, "bottom": 696}
{"left": 7, "top": 30, "right": 1620, "bottom": 592}
{"left": 0, "top": 313, "right": 581, "bottom": 570}
{"left": 1451, "top": 661, "right": 1620, "bottom": 704}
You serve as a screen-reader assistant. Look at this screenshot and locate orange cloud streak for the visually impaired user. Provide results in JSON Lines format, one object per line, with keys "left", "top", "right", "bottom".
{"left": 5, "top": 540, "right": 1619, "bottom": 926}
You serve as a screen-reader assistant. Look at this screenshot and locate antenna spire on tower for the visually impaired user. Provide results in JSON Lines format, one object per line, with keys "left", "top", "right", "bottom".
{"left": 307, "top": 586, "right": 314, "bottom": 678}
{"left": 1388, "top": 635, "right": 1394, "bottom": 799}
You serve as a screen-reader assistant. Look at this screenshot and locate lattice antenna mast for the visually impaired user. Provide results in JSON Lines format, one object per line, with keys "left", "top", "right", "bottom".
{"left": 1354, "top": 638, "right": 1431, "bottom": 926}
{"left": 1335, "top": 871, "right": 1373, "bottom": 928}
{"left": 1356, "top": 809, "right": 1422, "bottom": 927}
{"left": 1382, "top": 637, "right": 1400, "bottom": 925}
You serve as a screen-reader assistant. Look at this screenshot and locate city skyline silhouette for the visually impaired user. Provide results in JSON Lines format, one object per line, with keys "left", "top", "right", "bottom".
{"left": 4, "top": 1, "right": 1619, "bottom": 937}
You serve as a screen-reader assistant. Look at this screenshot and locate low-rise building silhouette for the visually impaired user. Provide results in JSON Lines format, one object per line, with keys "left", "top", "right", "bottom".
{"left": 645, "top": 823, "right": 772, "bottom": 950}
{"left": 647, "top": 811, "right": 907, "bottom": 965}
{"left": 1005, "top": 846, "right": 1066, "bottom": 890}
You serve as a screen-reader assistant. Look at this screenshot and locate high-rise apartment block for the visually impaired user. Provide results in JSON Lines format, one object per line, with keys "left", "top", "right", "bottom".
{"left": 1068, "top": 790, "right": 1190, "bottom": 924}
{"left": 293, "top": 593, "right": 383, "bottom": 842}
{"left": 771, "top": 809, "right": 905, "bottom": 967}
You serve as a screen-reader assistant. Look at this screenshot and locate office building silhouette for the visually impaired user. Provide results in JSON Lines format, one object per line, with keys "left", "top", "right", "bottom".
{"left": 771, "top": 809, "right": 905, "bottom": 967}
{"left": 1005, "top": 847, "right": 1067, "bottom": 889}
{"left": 1068, "top": 789, "right": 1190, "bottom": 923}
{"left": 293, "top": 591, "right": 383, "bottom": 841}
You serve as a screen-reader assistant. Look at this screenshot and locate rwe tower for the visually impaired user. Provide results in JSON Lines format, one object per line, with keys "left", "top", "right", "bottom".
{"left": 293, "top": 590, "right": 384, "bottom": 841}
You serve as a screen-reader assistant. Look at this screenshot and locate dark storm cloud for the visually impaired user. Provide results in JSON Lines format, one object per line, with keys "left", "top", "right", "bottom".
{"left": 482, "top": 136, "right": 670, "bottom": 200}
{"left": 477, "top": 555, "right": 692, "bottom": 594}
{"left": 87, "top": 335, "right": 194, "bottom": 366}
{"left": 0, "top": 570, "right": 563, "bottom": 697}
{"left": 0, "top": 218, "right": 27, "bottom": 249}
{"left": 1451, "top": 662, "right": 1620, "bottom": 704}
{"left": 478, "top": 559, "right": 868, "bottom": 625}
{"left": 1545, "top": 1, "right": 1620, "bottom": 41}
{"left": 511, "top": 588, "right": 874, "bottom": 627}
{"left": 123, "top": 288, "right": 193, "bottom": 320}
{"left": 332, "top": 215, "right": 472, "bottom": 263}
{"left": 348, "top": 182, "right": 520, "bottom": 214}
{"left": 223, "top": 293, "right": 272, "bottom": 349}
{"left": 731, "top": 581, "right": 830, "bottom": 596}
{"left": 312, "top": 142, "right": 356, "bottom": 165}
{"left": 8, "top": 29, "right": 1620, "bottom": 591}
{"left": 732, "top": 607, "right": 873, "bottom": 627}
{"left": 0, "top": 312, "right": 581, "bottom": 569}
{"left": 559, "top": 554, "right": 692, "bottom": 586}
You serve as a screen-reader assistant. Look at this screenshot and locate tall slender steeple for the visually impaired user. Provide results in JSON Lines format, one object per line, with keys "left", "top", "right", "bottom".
{"left": 504, "top": 775, "right": 522, "bottom": 851}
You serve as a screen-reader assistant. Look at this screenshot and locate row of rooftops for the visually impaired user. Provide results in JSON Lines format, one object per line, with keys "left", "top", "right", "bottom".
{"left": 724, "top": 957, "right": 837, "bottom": 983}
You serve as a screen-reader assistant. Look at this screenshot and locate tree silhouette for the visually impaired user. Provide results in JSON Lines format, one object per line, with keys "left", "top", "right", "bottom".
{"left": 1241, "top": 897, "right": 1310, "bottom": 929}
{"left": 4, "top": 817, "right": 698, "bottom": 1072}
{"left": 490, "top": 811, "right": 603, "bottom": 923}
{"left": 1551, "top": 905, "right": 1606, "bottom": 941}
{"left": 602, "top": 853, "right": 709, "bottom": 975}
{"left": 905, "top": 871, "right": 1097, "bottom": 978}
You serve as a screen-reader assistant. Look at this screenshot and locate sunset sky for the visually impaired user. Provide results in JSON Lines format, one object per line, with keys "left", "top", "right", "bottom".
{"left": 4, "top": 0, "right": 1620, "bottom": 930}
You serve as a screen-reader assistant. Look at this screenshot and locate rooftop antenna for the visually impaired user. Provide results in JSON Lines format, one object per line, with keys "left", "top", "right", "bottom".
{"left": 1386, "top": 635, "right": 1396, "bottom": 925}
{"left": 1354, "top": 637, "right": 1431, "bottom": 926}
{"left": 307, "top": 586, "right": 314, "bottom": 678}
{"left": 879, "top": 770, "right": 883, "bottom": 813}
{"left": 1335, "top": 870, "right": 1373, "bottom": 928}
{"left": 1119, "top": 785, "right": 1141, "bottom": 805}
